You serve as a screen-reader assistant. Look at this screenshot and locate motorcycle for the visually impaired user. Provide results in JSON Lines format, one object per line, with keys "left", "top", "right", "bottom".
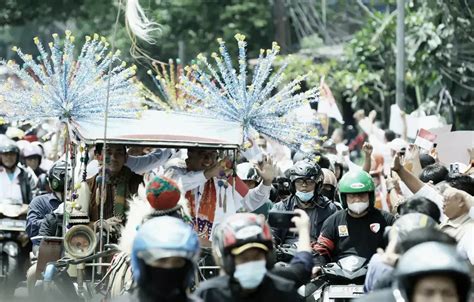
{"left": 196, "top": 246, "right": 220, "bottom": 283}
{"left": 0, "top": 199, "right": 30, "bottom": 295}
{"left": 300, "top": 255, "right": 367, "bottom": 302}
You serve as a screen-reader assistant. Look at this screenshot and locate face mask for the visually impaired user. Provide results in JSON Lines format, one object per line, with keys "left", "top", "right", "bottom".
{"left": 234, "top": 259, "right": 267, "bottom": 289}
{"left": 139, "top": 261, "right": 190, "bottom": 301}
{"left": 348, "top": 202, "right": 369, "bottom": 214}
{"left": 321, "top": 188, "right": 335, "bottom": 201}
{"left": 295, "top": 190, "right": 314, "bottom": 202}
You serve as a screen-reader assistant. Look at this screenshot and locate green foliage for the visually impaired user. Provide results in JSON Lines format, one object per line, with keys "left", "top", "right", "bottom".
{"left": 152, "top": 0, "right": 274, "bottom": 61}
{"left": 281, "top": 0, "right": 474, "bottom": 129}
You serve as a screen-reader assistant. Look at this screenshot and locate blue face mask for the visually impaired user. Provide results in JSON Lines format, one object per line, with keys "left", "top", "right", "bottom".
{"left": 233, "top": 260, "right": 267, "bottom": 289}
{"left": 295, "top": 190, "right": 314, "bottom": 202}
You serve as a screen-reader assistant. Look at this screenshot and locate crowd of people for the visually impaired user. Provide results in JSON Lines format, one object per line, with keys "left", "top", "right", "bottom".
{"left": 0, "top": 110, "right": 472, "bottom": 302}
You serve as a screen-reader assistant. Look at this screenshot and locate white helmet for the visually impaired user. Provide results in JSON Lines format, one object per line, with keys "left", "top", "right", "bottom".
{"left": 236, "top": 162, "right": 260, "bottom": 182}
{"left": 23, "top": 144, "right": 43, "bottom": 158}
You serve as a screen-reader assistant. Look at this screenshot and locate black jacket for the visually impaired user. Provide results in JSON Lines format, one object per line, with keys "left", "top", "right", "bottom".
{"left": 272, "top": 195, "right": 338, "bottom": 245}
{"left": 112, "top": 290, "right": 200, "bottom": 302}
{"left": 196, "top": 272, "right": 301, "bottom": 302}
{"left": 195, "top": 251, "right": 313, "bottom": 302}
{"left": 313, "top": 208, "right": 395, "bottom": 266}
{"left": 38, "top": 212, "right": 63, "bottom": 240}
{"left": 18, "top": 165, "right": 35, "bottom": 204}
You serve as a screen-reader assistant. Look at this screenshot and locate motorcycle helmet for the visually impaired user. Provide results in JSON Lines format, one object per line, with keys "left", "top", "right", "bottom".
{"left": 131, "top": 216, "right": 200, "bottom": 285}
{"left": 23, "top": 143, "right": 43, "bottom": 161}
{"left": 386, "top": 213, "right": 437, "bottom": 253}
{"left": 212, "top": 213, "right": 273, "bottom": 275}
{"left": 236, "top": 162, "right": 261, "bottom": 187}
{"left": 0, "top": 141, "right": 20, "bottom": 168}
{"left": 322, "top": 139, "right": 337, "bottom": 154}
{"left": 236, "top": 162, "right": 260, "bottom": 182}
{"left": 321, "top": 168, "right": 337, "bottom": 200}
{"left": 47, "top": 160, "right": 71, "bottom": 192}
{"left": 288, "top": 160, "right": 324, "bottom": 195}
{"left": 338, "top": 169, "right": 375, "bottom": 209}
{"left": 272, "top": 176, "right": 291, "bottom": 201}
{"left": 393, "top": 242, "right": 471, "bottom": 302}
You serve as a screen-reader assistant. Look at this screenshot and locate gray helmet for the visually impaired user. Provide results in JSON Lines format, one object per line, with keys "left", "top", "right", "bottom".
{"left": 393, "top": 242, "right": 471, "bottom": 302}
{"left": 288, "top": 160, "right": 323, "bottom": 194}
{"left": 388, "top": 213, "right": 437, "bottom": 248}
{"left": 322, "top": 168, "right": 337, "bottom": 188}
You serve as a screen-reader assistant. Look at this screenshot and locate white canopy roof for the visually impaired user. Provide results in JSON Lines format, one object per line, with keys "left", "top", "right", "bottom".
{"left": 70, "top": 110, "right": 243, "bottom": 149}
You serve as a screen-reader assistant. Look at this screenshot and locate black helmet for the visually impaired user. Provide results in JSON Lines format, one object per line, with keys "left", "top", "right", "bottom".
{"left": 393, "top": 242, "right": 471, "bottom": 302}
{"left": 48, "top": 160, "right": 71, "bottom": 192}
{"left": 288, "top": 160, "right": 324, "bottom": 194}
{"left": 0, "top": 141, "right": 20, "bottom": 167}
{"left": 212, "top": 213, "right": 273, "bottom": 275}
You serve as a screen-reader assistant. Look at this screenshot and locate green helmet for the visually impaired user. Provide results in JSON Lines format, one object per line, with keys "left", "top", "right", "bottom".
{"left": 338, "top": 169, "right": 375, "bottom": 209}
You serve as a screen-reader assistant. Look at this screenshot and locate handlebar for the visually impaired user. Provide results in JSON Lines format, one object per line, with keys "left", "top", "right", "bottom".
{"left": 46, "top": 244, "right": 120, "bottom": 268}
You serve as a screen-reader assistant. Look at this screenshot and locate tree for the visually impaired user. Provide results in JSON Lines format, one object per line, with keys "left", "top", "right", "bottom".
{"left": 280, "top": 0, "right": 474, "bottom": 129}
{"left": 149, "top": 0, "right": 274, "bottom": 62}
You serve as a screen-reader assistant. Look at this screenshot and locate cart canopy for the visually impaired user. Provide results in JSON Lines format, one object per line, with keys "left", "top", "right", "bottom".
{"left": 70, "top": 110, "right": 243, "bottom": 149}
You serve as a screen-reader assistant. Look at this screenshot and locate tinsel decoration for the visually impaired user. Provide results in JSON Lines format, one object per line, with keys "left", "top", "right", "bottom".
{"left": 141, "top": 59, "right": 193, "bottom": 111}
{"left": 179, "top": 33, "right": 321, "bottom": 150}
{"left": 0, "top": 31, "right": 141, "bottom": 122}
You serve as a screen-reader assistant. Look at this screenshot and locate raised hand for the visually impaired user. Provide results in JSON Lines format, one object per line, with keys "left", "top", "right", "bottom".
{"left": 362, "top": 142, "right": 373, "bottom": 156}
{"left": 255, "top": 156, "right": 276, "bottom": 185}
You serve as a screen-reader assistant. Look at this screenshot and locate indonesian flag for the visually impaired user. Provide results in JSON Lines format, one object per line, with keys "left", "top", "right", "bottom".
{"left": 414, "top": 128, "right": 437, "bottom": 150}
{"left": 319, "top": 77, "right": 344, "bottom": 124}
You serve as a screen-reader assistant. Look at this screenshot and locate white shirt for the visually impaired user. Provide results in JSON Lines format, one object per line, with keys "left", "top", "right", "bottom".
{"left": 165, "top": 166, "right": 271, "bottom": 234}
{"left": 457, "top": 223, "right": 474, "bottom": 265}
{"left": 413, "top": 184, "right": 447, "bottom": 222}
{"left": 0, "top": 166, "right": 27, "bottom": 202}
{"left": 126, "top": 149, "right": 172, "bottom": 175}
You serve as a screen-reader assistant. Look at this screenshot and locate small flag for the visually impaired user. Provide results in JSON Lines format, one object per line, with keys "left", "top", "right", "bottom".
{"left": 319, "top": 77, "right": 344, "bottom": 124}
{"left": 414, "top": 128, "right": 437, "bottom": 150}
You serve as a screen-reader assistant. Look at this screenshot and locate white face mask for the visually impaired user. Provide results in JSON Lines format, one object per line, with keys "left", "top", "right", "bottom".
{"left": 348, "top": 202, "right": 369, "bottom": 214}
{"left": 295, "top": 190, "right": 314, "bottom": 202}
{"left": 233, "top": 260, "right": 267, "bottom": 289}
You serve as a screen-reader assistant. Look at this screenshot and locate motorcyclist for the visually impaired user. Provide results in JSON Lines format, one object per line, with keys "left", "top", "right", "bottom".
{"left": 321, "top": 168, "right": 342, "bottom": 209}
{"left": 236, "top": 162, "right": 273, "bottom": 218}
{"left": 312, "top": 170, "right": 395, "bottom": 267}
{"left": 272, "top": 160, "right": 338, "bottom": 245}
{"left": 26, "top": 160, "right": 70, "bottom": 247}
{"left": 363, "top": 213, "right": 438, "bottom": 293}
{"left": 195, "top": 212, "right": 313, "bottom": 302}
{"left": 0, "top": 140, "right": 37, "bottom": 296}
{"left": 0, "top": 140, "right": 37, "bottom": 205}
{"left": 358, "top": 242, "right": 471, "bottom": 302}
{"left": 114, "top": 216, "right": 201, "bottom": 302}
{"left": 22, "top": 143, "right": 47, "bottom": 177}
{"left": 106, "top": 175, "right": 193, "bottom": 299}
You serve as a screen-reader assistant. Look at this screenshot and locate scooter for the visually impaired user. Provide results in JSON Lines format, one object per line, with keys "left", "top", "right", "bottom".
{"left": 299, "top": 255, "right": 367, "bottom": 302}
{"left": 0, "top": 200, "right": 29, "bottom": 295}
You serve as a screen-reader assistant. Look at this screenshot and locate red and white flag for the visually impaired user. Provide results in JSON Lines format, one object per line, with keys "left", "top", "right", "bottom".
{"left": 414, "top": 128, "right": 437, "bottom": 150}
{"left": 319, "top": 77, "right": 344, "bottom": 124}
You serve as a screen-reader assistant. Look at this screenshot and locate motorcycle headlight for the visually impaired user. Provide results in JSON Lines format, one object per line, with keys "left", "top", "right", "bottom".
{"left": 64, "top": 225, "right": 97, "bottom": 258}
